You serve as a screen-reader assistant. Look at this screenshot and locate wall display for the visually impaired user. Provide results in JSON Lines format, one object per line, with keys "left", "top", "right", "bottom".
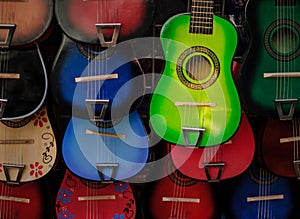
{"left": 1, "top": 0, "right": 300, "bottom": 218}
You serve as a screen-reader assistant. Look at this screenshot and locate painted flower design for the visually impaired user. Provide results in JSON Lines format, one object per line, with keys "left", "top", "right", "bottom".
{"left": 29, "top": 162, "right": 43, "bottom": 178}
{"left": 57, "top": 188, "right": 73, "bottom": 204}
{"left": 57, "top": 209, "right": 74, "bottom": 219}
{"left": 111, "top": 213, "right": 125, "bottom": 219}
{"left": 114, "top": 182, "right": 129, "bottom": 193}
{"left": 32, "top": 110, "right": 48, "bottom": 127}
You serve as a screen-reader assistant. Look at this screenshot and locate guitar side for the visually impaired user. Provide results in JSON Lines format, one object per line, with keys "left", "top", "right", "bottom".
{"left": 150, "top": 13, "right": 241, "bottom": 147}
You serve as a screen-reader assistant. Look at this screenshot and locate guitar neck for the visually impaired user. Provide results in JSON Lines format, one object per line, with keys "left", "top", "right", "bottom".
{"left": 190, "top": 0, "right": 214, "bottom": 34}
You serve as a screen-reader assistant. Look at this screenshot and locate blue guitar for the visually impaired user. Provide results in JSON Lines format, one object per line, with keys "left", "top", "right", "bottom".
{"left": 51, "top": 34, "right": 144, "bottom": 123}
{"left": 221, "top": 161, "right": 300, "bottom": 219}
{"left": 62, "top": 110, "right": 149, "bottom": 181}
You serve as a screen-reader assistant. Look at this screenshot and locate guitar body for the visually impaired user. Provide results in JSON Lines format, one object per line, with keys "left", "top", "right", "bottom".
{"left": 51, "top": 35, "right": 144, "bottom": 122}
{"left": 222, "top": 162, "right": 300, "bottom": 219}
{"left": 171, "top": 113, "right": 255, "bottom": 181}
{"left": 0, "top": 106, "right": 57, "bottom": 183}
{"left": 0, "top": 181, "right": 50, "bottom": 219}
{"left": 149, "top": 12, "right": 241, "bottom": 147}
{"left": 55, "top": 0, "right": 155, "bottom": 44}
{"left": 0, "top": 44, "right": 47, "bottom": 120}
{"left": 262, "top": 118, "right": 300, "bottom": 178}
{"left": 56, "top": 169, "right": 136, "bottom": 219}
{"left": 239, "top": 0, "right": 300, "bottom": 118}
{"left": 62, "top": 110, "right": 149, "bottom": 181}
{"left": 0, "top": 0, "right": 53, "bottom": 46}
{"left": 147, "top": 156, "right": 218, "bottom": 219}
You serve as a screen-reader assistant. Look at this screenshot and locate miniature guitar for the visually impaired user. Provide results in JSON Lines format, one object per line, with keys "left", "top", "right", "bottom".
{"left": 239, "top": 0, "right": 300, "bottom": 119}
{"left": 149, "top": 0, "right": 241, "bottom": 147}
{"left": 0, "top": 180, "right": 51, "bottom": 219}
{"left": 62, "top": 110, "right": 149, "bottom": 182}
{"left": 55, "top": 0, "right": 155, "bottom": 46}
{"left": 0, "top": 106, "right": 57, "bottom": 183}
{"left": 55, "top": 169, "right": 136, "bottom": 219}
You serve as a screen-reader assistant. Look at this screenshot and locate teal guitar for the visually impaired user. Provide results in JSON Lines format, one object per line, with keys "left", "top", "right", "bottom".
{"left": 149, "top": 0, "right": 241, "bottom": 147}
{"left": 239, "top": 0, "right": 300, "bottom": 119}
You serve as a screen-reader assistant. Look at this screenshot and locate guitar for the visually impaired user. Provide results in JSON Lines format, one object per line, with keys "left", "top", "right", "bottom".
{"left": 149, "top": 0, "right": 241, "bottom": 147}
{"left": 0, "top": 180, "right": 51, "bottom": 219}
{"left": 239, "top": 0, "right": 300, "bottom": 119}
{"left": 0, "top": 106, "right": 57, "bottom": 183}
{"left": 170, "top": 112, "right": 255, "bottom": 182}
{"left": 0, "top": 0, "right": 53, "bottom": 47}
{"left": 0, "top": 43, "right": 48, "bottom": 120}
{"left": 62, "top": 110, "right": 149, "bottom": 182}
{"left": 262, "top": 118, "right": 300, "bottom": 178}
{"left": 55, "top": 0, "right": 156, "bottom": 46}
{"left": 55, "top": 169, "right": 136, "bottom": 219}
{"left": 51, "top": 34, "right": 144, "bottom": 124}
{"left": 222, "top": 161, "right": 300, "bottom": 219}
{"left": 146, "top": 155, "right": 218, "bottom": 219}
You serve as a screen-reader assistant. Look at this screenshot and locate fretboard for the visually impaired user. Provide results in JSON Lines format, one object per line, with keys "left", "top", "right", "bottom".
{"left": 190, "top": 0, "right": 214, "bottom": 35}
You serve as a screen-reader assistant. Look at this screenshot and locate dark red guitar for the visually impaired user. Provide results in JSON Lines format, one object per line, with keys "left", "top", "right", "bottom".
{"left": 0, "top": 0, "right": 53, "bottom": 47}
{"left": 170, "top": 112, "right": 255, "bottom": 181}
{"left": 147, "top": 156, "right": 218, "bottom": 219}
{"left": 0, "top": 180, "right": 50, "bottom": 219}
{"left": 55, "top": 169, "right": 136, "bottom": 219}
{"left": 262, "top": 118, "right": 300, "bottom": 178}
{"left": 55, "top": 0, "right": 156, "bottom": 45}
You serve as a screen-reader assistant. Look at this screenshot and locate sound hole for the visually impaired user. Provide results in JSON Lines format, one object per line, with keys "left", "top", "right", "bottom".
{"left": 271, "top": 27, "right": 298, "bottom": 55}
{"left": 185, "top": 55, "right": 212, "bottom": 82}
{"left": 264, "top": 19, "right": 300, "bottom": 61}
{"left": 177, "top": 46, "right": 220, "bottom": 90}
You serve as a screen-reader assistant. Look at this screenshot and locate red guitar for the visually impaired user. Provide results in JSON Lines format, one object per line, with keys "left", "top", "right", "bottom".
{"left": 147, "top": 156, "right": 218, "bottom": 219}
{"left": 262, "top": 118, "right": 300, "bottom": 178}
{"left": 55, "top": 169, "right": 136, "bottom": 219}
{"left": 0, "top": 0, "right": 53, "bottom": 47}
{"left": 170, "top": 112, "right": 255, "bottom": 181}
{"left": 55, "top": 0, "right": 156, "bottom": 46}
{"left": 0, "top": 180, "right": 51, "bottom": 219}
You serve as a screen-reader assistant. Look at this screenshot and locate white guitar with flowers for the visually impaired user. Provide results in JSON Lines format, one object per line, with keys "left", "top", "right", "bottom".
{"left": 0, "top": 106, "right": 57, "bottom": 183}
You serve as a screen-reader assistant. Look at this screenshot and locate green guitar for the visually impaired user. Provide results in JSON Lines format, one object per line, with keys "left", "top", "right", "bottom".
{"left": 239, "top": 0, "right": 300, "bottom": 120}
{"left": 149, "top": 0, "right": 241, "bottom": 147}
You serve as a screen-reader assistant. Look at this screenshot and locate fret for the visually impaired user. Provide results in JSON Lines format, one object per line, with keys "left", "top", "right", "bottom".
{"left": 190, "top": 0, "right": 214, "bottom": 34}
